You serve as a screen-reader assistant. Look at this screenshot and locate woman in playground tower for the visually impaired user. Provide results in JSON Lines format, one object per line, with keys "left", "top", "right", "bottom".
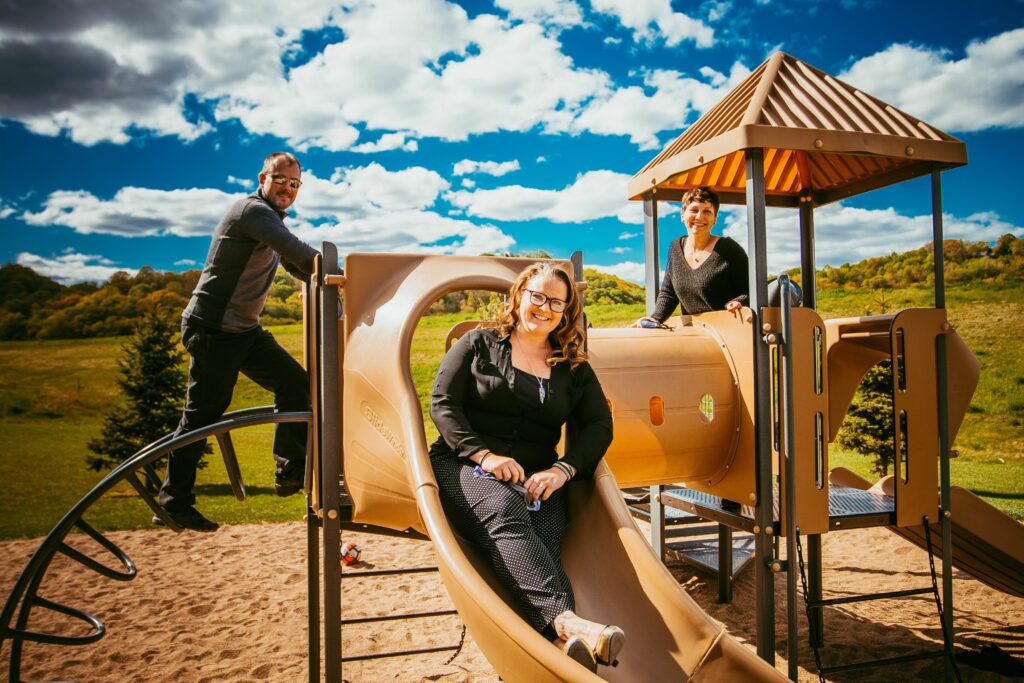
{"left": 429, "top": 261, "right": 624, "bottom": 672}
{"left": 633, "top": 185, "right": 748, "bottom": 328}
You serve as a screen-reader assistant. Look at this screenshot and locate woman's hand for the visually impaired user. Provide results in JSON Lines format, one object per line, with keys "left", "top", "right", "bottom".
{"left": 525, "top": 467, "right": 569, "bottom": 502}
{"left": 479, "top": 452, "right": 526, "bottom": 484}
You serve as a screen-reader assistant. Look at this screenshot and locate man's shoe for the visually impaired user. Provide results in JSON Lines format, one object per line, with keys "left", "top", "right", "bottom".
{"left": 152, "top": 505, "right": 219, "bottom": 532}
{"left": 275, "top": 469, "right": 305, "bottom": 497}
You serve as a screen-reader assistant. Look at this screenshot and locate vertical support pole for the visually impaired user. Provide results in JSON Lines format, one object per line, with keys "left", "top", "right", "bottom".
{"left": 304, "top": 273, "right": 321, "bottom": 683}
{"left": 798, "top": 193, "right": 816, "bottom": 310}
{"left": 780, "top": 274, "right": 799, "bottom": 680}
{"left": 799, "top": 191, "right": 824, "bottom": 647}
{"left": 932, "top": 170, "right": 955, "bottom": 683}
{"left": 307, "top": 506, "right": 321, "bottom": 682}
{"left": 746, "top": 148, "right": 776, "bottom": 664}
{"left": 320, "top": 243, "right": 343, "bottom": 683}
{"left": 650, "top": 485, "right": 666, "bottom": 562}
{"left": 643, "top": 197, "right": 660, "bottom": 316}
{"left": 717, "top": 524, "right": 734, "bottom": 603}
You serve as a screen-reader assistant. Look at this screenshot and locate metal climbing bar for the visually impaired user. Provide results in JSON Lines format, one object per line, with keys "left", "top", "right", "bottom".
{"left": 0, "top": 406, "right": 312, "bottom": 683}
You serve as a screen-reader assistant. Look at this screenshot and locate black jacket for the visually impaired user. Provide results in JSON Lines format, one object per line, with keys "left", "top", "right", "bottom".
{"left": 429, "top": 328, "right": 613, "bottom": 479}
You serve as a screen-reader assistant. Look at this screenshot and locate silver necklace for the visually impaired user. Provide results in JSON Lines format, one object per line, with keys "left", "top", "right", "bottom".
{"left": 515, "top": 329, "right": 548, "bottom": 403}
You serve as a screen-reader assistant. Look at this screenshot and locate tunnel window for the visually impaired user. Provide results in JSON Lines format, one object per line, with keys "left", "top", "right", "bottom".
{"left": 699, "top": 393, "right": 714, "bottom": 423}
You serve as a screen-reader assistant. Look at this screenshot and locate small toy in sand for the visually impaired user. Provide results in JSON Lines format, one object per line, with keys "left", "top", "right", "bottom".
{"left": 342, "top": 541, "right": 362, "bottom": 566}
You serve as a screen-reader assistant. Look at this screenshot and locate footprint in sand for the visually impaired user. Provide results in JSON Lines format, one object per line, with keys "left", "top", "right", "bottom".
{"left": 189, "top": 604, "right": 214, "bottom": 617}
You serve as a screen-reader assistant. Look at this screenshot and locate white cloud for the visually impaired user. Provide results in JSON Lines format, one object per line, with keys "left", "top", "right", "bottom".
{"left": 716, "top": 203, "right": 1024, "bottom": 273}
{"left": 453, "top": 159, "right": 521, "bottom": 177}
{"left": 609, "top": 246, "right": 630, "bottom": 254}
{"left": 19, "top": 162, "right": 516, "bottom": 257}
{"left": 707, "top": 2, "right": 731, "bottom": 22}
{"left": 591, "top": 0, "right": 714, "bottom": 48}
{"left": 589, "top": 260, "right": 646, "bottom": 283}
{"left": 174, "top": 258, "right": 198, "bottom": 267}
{"left": 536, "top": 156, "right": 547, "bottom": 164}
{"left": 0, "top": 201, "right": 15, "bottom": 219}
{"left": 461, "top": 178, "right": 476, "bottom": 189}
{"left": 839, "top": 28, "right": 1024, "bottom": 133}
{"left": 619, "top": 230, "right": 639, "bottom": 240}
{"left": 350, "top": 131, "right": 419, "bottom": 153}
{"left": 446, "top": 170, "right": 640, "bottom": 224}
{"left": 227, "top": 175, "right": 253, "bottom": 189}
{"left": 16, "top": 251, "right": 137, "bottom": 284}
{"left": 571, "top": 62, "right": 750, "bottom": 149}
{"left": 216, "top": 0, "right": 609, "bottom": 149}
{"left": 0, "top": 2, "right": 338, "bottom": 145}
{"left": 21, "top": 187, "right": 237, "bottom": 237}
{"left": 1, "top": 0, "right": 612, "bottom": 150}
{"left": 495, "top": 0, "right": 583, "bottom": 29}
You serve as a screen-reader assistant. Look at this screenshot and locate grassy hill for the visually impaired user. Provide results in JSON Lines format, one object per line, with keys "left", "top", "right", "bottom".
{"left": 0, "top": 271, "right": 1021, "bottom": 540}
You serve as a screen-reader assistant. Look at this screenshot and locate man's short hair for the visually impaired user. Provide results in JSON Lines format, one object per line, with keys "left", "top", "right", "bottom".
{"left": 262, "top": 152, "right": 301, "bottom": 174}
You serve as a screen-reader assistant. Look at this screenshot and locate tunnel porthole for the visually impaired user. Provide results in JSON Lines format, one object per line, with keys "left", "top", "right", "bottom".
{"left": 699, "top": 393, "right": 714, "bottom": 423}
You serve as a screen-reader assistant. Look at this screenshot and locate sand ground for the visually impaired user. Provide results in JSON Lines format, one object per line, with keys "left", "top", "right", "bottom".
{"left": 1, "top": 521, "right": 1021, "bottom": 682}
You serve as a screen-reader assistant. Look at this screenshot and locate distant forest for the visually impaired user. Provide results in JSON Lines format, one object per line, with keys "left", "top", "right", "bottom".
{"left": 0, "top": 235, "right": 1019, "bottom": 341}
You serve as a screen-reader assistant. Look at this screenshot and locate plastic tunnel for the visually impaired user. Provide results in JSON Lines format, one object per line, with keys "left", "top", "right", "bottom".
{"left": 339, "top": 253, "right": 786, "bottom": 681}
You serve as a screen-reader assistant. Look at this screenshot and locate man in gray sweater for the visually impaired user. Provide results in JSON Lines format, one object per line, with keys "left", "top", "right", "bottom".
{"left": 155, "top": 152, "right": 319, "bottom": 531}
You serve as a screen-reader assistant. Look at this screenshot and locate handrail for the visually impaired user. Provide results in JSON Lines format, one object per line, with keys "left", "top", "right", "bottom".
{"left": 0, "top": 407, "right": 312, "bottom": 683}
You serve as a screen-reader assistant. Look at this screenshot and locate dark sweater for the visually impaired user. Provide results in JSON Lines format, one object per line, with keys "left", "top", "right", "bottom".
{"left": 429, "top": 328, "right": 613, "bottom": 479}
{"left": 183, "top": 190, "right": 318, "bottom": 332}
{"left": 651, "top": 235, "right": 749, "bottom": 321}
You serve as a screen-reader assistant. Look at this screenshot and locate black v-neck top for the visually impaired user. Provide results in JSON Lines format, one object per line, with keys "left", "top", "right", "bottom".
{"left": 429, "top": 328, "right": 613, "bottom": 478}
{"left": 651, "top": 235, "right": 749, "bottom": 321}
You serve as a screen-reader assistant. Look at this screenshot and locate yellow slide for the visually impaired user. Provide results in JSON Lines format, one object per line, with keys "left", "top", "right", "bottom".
{"left": 340, "top": 253, "right": 786, "bottom": 681}
{"left": 829, "top": 468, "right": 1024, "bottom": 598}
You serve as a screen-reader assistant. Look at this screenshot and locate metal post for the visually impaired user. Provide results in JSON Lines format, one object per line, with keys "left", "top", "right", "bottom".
{"left": 650, "top": 485, "right": 666, "bottom": 562}
{"left": 798, "top": 193, "right": 816, "bottom": 310}
{"left": 746, "top": 148, "right": 776, "bottom": 663}
{"left": 321, "top": 243, "right": 343, "bottom": 683}
{"left": 932, "top": 170, "right": 955, "bottom": 683}
{"left": 780, "top": 274, "right": 799, "bottom": 680}
{"left": 718, "top": 524, "right": 734, "bottom": 603}
{"left": 643, "top": 198, "right": 661, "bottom": 316}
{"left": 799, "top": 190, "right": 824, "bottom": 647}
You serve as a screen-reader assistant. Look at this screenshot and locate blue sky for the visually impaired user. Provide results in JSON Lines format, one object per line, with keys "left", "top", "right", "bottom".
{"left": 1, "top": 0, "right": 1021, "bottom": 284}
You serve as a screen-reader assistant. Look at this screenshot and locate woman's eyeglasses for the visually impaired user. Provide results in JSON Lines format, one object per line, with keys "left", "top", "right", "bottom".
{"left": 526, "top": 289, "right": 567, "bottom": 313}
{"left": 269, "top": 174, "right": 302, "bottom": 189}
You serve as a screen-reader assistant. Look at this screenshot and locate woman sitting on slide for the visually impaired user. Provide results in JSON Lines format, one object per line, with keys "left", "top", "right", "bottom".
{"left": 429, "top": 262, "right": 624, "bottom": 672}
{"left": 633, "top": 186, "right": 748, "bottom": 327}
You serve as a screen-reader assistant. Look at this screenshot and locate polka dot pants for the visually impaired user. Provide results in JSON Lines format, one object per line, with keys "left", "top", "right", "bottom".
{"left": 431, "top": 453, "right": 574, "bottom": 637}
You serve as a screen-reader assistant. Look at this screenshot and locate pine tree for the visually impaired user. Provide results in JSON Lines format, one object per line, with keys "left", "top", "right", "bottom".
{"left": 86, "top": 312, "right": 186, "bottom": 476}
{"left": 836, "top": 360, "right": 895, "bottom": 476}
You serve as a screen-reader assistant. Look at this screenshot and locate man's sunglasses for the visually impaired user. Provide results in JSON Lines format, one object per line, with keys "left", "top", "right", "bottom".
{"left": 526, "top": 289, "right": 567, "bottom": 313}
{"left": 268, "top": 174, "right": 302, "bottom": 189}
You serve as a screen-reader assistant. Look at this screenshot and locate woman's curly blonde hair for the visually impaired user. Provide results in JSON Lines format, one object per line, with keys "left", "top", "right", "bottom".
{"left": 495, "top": 261, "right": 587, "bottom": 370}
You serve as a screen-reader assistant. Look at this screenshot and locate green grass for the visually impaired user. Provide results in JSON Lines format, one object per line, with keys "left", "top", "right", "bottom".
{"left": 0, "top": 282, "right": 1021, "bottom": 541}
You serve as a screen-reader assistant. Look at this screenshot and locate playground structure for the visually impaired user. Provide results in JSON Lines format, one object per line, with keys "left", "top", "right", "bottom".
{"left": 3, "top": 50, "right": 1024, "bottom": 683}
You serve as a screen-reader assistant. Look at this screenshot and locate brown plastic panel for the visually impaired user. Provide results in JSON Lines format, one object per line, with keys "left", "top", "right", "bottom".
{"left": 830, "top": 468, "right": 1024, "bottom": 597}
{"left": 763, "top": 308, "right": 830, "bottom": 536}
{"left": 890, "top": 308, "right": 946, "bottom": 528}
{"left": 340, "top": 252, "right": 785, "bottom": 681}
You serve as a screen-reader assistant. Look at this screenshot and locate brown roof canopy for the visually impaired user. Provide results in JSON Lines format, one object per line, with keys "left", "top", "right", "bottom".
{"left": 629, "top": 51, "right": 967, "bottom": 207}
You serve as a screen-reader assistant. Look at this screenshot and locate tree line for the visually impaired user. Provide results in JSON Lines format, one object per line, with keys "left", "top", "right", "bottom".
{"left": 1, "top": 235, "right": 1018, "bottom": 341}
{"left": 0, "top": 260, "right": 645, "bottom": 341}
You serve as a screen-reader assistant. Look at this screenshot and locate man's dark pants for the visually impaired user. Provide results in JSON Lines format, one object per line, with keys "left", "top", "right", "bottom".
{"left": 158, "top": 320, "right": 309, "bottom": 512}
